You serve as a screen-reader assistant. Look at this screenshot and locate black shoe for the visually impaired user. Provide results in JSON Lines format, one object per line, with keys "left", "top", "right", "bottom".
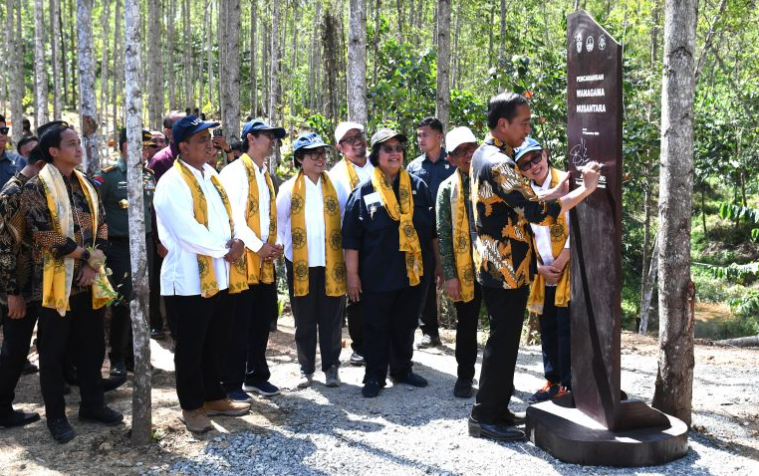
{"left": 21, "top": 359, "right": 39, "bottom": 375}
{"left": 500, "top": 410, "right": 527, "bottom": 426}
{"left": 79, "top": 405, "right": 124, "bottom": 426}
{"left": 392, "top": 372, "right": 428, "bottom": 388}
{"left": 468, "top": 417, "right": 525, "bottom": 442}
{"left": 110, "top": 360, "right": 127, "bottom": 377}
{"left": 530, "top": 381, "right": 559, "bottom": 403}
{"left": 47, "top": 417, "right": 75, "bottom": 444}
{"left": 453, "top": 378, "right": 473, "bottom": 398}
{"left": 362, "top": 380, "right": 382, "bottom": 398}
{"left": 150, "top": 328, "right": 165, "bottom": 340}
{"left": 0, "top": 410, "right": 41, "bottom": 428}
{"left": 103, "top": 375, "right": 127, "bottom": 392}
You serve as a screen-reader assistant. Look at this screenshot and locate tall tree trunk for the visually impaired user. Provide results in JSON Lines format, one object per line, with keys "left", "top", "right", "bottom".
{"left": 652, "top": 0, "right": 698, "bottom": 427}
{"left": 651, "top": 0, "right": 660, "bottom": 65}
{"left": 7, "top": 0, "right": 24, "bottom": 146}
{"left": 34, "top": 0, "right": 50, "bottom": 127}
{"left": 395, "top": 0, "right": 403, "bottom": 42}
{"left": 51, "top": 0, "right": 63, "bottom": 119}
{"left": 112, "top": 0, "right": 122, "bottom": 150}
{"left": 435, "top": 0, "right": 451, "bottom": 129}
{"left": 250, "top": 0, "right": 258, "bottom": 117}
{"left": 77, "top": 0, "right": 101, "bottom": 175}
{"left": 488, "top": 2, "right": 495, "bottom": 69}
{"left": 269, "top": 0, "right": 280, "bottom": 123}
{"left": 182, "top": 0, "right": 192, "bottom": 109}
{"left": 221, "top": 0, "right": 241, "bottom": 141}
{"left": 68, "top": 0, "right": 77, "bottom": 104}
{"left": 498, "top": 0, "right": 506, "bottom": 66}
{"left": 148, "top": 0, "right": 164, "bottom": 130}
{"left": 123, "top": 0, "right": 152, "bottom": 446}
{"left": 289, "top": 0, "right": 297, "bottom": 127}
{"left": 347, "top": 0, "right": 367, "bottom": 125}
{"left": 639, "top": 236, "right": 659, "bottom": 334}
{"left": 372, "top": 0, "right": 380, "bottom": 87}
{"left": 261, "top": 6, "right": 269, "bottom": 116}
{"left": 167, "top": 0, "right": 176, "bottom": 110}
{"left": 98, "top": 0, "right": 111, "bottom": 134}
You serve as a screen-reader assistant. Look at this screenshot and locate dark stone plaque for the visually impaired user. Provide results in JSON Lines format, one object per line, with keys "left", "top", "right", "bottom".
{"left": 526, "top": 10, "right": 688, "bottom": 466}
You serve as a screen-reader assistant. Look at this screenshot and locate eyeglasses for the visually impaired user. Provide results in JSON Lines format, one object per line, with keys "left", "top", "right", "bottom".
{"left": 380, "top": 144, "right": 404, "bottom": 154}
{"left": 451, "top": 145, "right": 477, "bottom": 157}
{"left": 518, "top": 153, "right": 543, "bottom": 171}
{"left": 303, "top": 151, "right": 327, "bottom": 161}
{"left": 340, "top": 134, "right": 366, "bottom": 146}
{"left": 0, "top": 127, "right": 9, "bottom": 135}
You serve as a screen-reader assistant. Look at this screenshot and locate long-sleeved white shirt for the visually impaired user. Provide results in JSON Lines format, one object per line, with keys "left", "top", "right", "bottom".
{"left": 328, "top": 158, "right": 374, "bottom": 215}
{"left": 154, "top": 160, "right": 236, "bottom": 296}
{"left": 219, "top": 155, "right": 272, "bottom": 253}
{"left": 276, "top": 174, "right": 347, "bottom": 267}
{"left": 529, "top": 167, "right": 570, "bottom": 283}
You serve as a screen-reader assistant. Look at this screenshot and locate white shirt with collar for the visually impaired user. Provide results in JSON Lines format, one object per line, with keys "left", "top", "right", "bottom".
{"left": 529, "top": 167, "right": 570, "bottom": 273}
{"left": 276, "top": 173, "right": 348, "bottom": 266}
{"left": 329, "top": 158, "right": 374, "bottom": 213}
{"left": 154, "top": 160, "right": 235, "bottom": 296}
{"left": 219, "top": 155, "right": 271, "bottom": 253}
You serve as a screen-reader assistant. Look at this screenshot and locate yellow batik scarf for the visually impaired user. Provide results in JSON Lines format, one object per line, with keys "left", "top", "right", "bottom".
{"left": 240, "top": 153, "right": 277, "bottom": 284}
{"left": 371, "top": 168, "right": 423, "bottom": 286}
{"left": 485, "top": 133, "right": 514, "bottom": 157}
{"left": 341, "top": 157, "right": 360, "bottom": 189}
{"left": 39, "top": 163, "right": 116, "bottom": 316}
{"left": 527, "top": 167, "right": 571, "bottom": 315}
{"left": 174, "top": 159, "right": 248, "bottom": 297}
{"left": 290, "top": 170, "right": 346, "bottom": 297}
{"left": 450, "top": 169, "right": 475, "bottom": 303}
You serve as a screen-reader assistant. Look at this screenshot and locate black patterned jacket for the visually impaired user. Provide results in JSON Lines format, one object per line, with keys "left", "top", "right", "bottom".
{"left": 0, "top": 173, "right": 34, "bottom": 304}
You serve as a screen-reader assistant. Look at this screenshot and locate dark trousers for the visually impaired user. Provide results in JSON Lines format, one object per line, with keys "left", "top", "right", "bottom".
{"left": 0, "top": 302, "right": 38, "bottom": 416}
{"left": 221, "top": 281, "right": 277, "bottom": 392}
{"left": 106, "top": 239, "right": 133, "bottom": 364}
{"left": 148, "top": 241, "right": 166, "bottom": 333}
{"left": 454, "top": 282, "right": 482, "bottom": 382}
{"left": 165, "top": 291, "right": 232, "bottom": 411}
{"left": 540, "top": 286, "right": 572, "bottom": 388}
{"left": 471, "top": 285, "right": 529, "bottom": 424}
{"left": 345, "top": 298, "right": 364, "bottom": 355}
{"left": 286, "top": 261, "right": 343, "bottom": 374}
{"left": 37, "top": 292, "right": 105, "bottom": 420}
{"left": 419, "top": 279, "right": 439, "bottom": 337}
{"left": 362, "top": 281, "right": 426, "bottom": 385}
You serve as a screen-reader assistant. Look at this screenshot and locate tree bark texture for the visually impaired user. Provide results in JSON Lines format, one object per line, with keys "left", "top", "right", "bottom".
{"left": 51, "top": 0, "right": 63, "bottom": 120}
{"left": 638, "top": 235, "right": 658, "bottom": 335}
{"left": 8, "top": 0, "right": 24, "bottom": 147}
{"left": 221, "top": 0, "right": 241, "bottom": 141}
{"left": 653, "top": 0, "right": 699, "bottom": 427}
{"left": 347, "top": 0, "right": 367, "bottom": 125}
{"left": 77, "top": 0, "right": 101, "bottom": 175}
{"left": 34, "top": 0, "right": 50, "bottom": 127}
{"left": 250, "top": 0, "right": 258, "bottom": 117}
{"left": 124, "top": 0, "right": 152, "bottom": 447}
{"left": 148, "top": 0, "right": 164, "bottom": 130}
{"left": 435, "top": 0, "right": 451, "bottom": 130}
{"left": 269, "top": 0, "right": 280, "bottom": 123}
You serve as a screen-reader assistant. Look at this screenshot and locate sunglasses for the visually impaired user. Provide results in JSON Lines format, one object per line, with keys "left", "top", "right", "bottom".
{"left": 303, "top": 151, "right": 327, "bottom": 161}
{"left": 380, "top": 144, "right": 404, "bottom": 154}
{"left": 340, "top": 134, "right": 366, "bottom": 146}
{"left": 0, "top": 127, "right": 9, "bottom": 135}
{"left": 518, "top": 153, "right": 543, "bottom": 171}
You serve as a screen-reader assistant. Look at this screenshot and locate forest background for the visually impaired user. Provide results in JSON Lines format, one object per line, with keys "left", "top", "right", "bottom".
{"left": 1, "top": 0, "right": 758, "bottom": 340}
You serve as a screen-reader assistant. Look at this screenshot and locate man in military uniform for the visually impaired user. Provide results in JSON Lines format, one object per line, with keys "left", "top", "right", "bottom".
{"left": 94, "top": 129, "right": 157, "bottom": 376}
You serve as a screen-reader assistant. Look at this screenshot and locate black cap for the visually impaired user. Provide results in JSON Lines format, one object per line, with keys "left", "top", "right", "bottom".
{"left": 119, "top": 128, "right": 156, "bottom": 149}
{"left": 172, "top": 115, "right": 220, "bottom": 147}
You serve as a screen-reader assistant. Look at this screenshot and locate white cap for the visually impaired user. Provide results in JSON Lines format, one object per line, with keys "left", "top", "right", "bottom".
{"left": 445, "top": 127, "right": 478, "bottom": 154}
{"left": 334, "top": 122, "right": 365, "bottom": 144}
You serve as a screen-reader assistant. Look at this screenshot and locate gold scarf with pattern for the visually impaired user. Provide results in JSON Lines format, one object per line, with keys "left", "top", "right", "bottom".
{"left": 341, "top": 157, "right": 360, "bottom": 190}
{"left": 371, "top": 168, "right": 423, "bottom": 286}
{"left": 450, "top": 169, "right": 475, "bottom": 302}
{"left": 174, "top": 159, "right": 248, "bottom": 297}
{"left": 240, "top": 153, "right": 276, "bottom": 284}
{"left": 290, "top": 170, "right": 346, "bottom": 297}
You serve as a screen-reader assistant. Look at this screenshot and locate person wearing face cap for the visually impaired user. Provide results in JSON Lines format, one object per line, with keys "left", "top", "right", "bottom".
{"left": 218, "top": 120, "right": 286, "bottom": 401}
{"left": 435, "top": 126, "right": 481, "bottom": 399}
{"left": 276, "top": 132, "right": 348, "bottom": 389}
{"left": 93, "top": 128, "right": 158, "bottom": 377}
{"left": 467, "top": 92, "right": 602, "bottom": 442}
{"left": 514, "top": 137, "right": 572, "bottom": 403}
{"left": 153, "top": 115, "right": 251, "bottom": 433}
{"left": 328, "top": 121, "right": 372, "bottom": 367}
{"left": 341, "top": 129, "right": 437, "bottom": 398}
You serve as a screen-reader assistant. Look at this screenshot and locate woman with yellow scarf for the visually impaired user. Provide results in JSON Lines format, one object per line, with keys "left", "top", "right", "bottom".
{"left": 21, "top": 122, "right": 122, "bottom": 443}
{"left": 342, "top": 129, "right": 438, "bottom": 398}
{"left": 276, "top": 133, "right": 348, "bottom": 389}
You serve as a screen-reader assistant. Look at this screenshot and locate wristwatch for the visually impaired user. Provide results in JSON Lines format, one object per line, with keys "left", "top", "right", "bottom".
{"left": 81, "top": 248, "right": 91, "bottom": 262}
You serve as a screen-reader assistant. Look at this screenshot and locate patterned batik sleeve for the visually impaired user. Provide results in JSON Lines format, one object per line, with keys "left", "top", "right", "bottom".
{"left": 435, "top": 180, "right": 457, "bottom": 281}
{"left": 21, "top": 179, "right": 77, "bottom": 258}
{"left": 490, "top": 161, "right": 561, "bottom": 226}
{"left": 0, "top": 193, "right": 20, "bottom": 296}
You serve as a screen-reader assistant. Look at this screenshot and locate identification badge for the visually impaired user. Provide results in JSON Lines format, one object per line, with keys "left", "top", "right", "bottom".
{"left": 363, "top": 192, "right": 381, "bottom": 207}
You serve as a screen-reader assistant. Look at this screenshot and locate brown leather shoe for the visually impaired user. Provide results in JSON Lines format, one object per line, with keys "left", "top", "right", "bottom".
{"left": 179, "top": 408, "right": 213, "bottom": 433}
{"left": 204, "top": 398, "right": 250, "bottom": 416}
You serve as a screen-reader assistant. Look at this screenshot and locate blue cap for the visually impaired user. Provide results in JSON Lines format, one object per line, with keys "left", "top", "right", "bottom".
{"left": 513, "top": 137, "right": 543, "bottom": 162}
{"left": 172, "top": 115, "right": 220, "bottom": 147}
{"left": 292, "top": 132, "right": 331, "bottom": 154}
{"left": 241, "top": 120, "right": 286, "bottom": 140}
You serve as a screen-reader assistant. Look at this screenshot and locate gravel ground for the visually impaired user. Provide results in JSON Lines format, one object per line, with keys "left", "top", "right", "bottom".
{"left": 1, "top": 315, "right": 757, "bottom": 475}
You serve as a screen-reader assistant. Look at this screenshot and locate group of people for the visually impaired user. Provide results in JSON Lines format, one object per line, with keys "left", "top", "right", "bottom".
{"left": 0, "top": 91, "right": 601, "bottom": 444}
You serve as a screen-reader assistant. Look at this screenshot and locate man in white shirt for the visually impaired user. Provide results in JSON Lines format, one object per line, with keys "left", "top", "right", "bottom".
{"left": 328, "top": 122, "right": 372, "bottom": 366}
{"left": 514, "top": 138, "right": 572, "bottom": 403}
{"left": 154, "top": 116, "right": 250, "bottom": 433}
{"left": 219, "top": 120, "right": 285, "bottom": 401}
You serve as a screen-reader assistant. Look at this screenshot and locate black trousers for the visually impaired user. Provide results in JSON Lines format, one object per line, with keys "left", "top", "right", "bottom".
{"left": 221, "top": 281, "right": 277, "bottom": 392}
{"left": 419, "top": 279, "right": 440, "bottom": 337}
{"left": 148, "top": 240, "right": 166, "bottom": 333}
{"left": 286, "top": 261, "right": 343, "bottom": 374}
{"left": 454, "top": 282, "right": 482, "bottom": 382}
{"left": 345, "top": 298, "right": 364, "bottom": 355}
{"left": 362, "top": 281, "right": 426, "bottom": 385}
{"left": 0, "top": 302, "right": 38, "bottom": 416}
{"left": 37, "top": 292, "right": 105, "bottom": 420}
{"left": 165, "top": 291, "right": 232, "bottom": 411}
{"left": 471, "top": 285, "right": 529, "bottom": 424}
{"left": 540, "top": 286, "right": 572, "bottom": 388}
